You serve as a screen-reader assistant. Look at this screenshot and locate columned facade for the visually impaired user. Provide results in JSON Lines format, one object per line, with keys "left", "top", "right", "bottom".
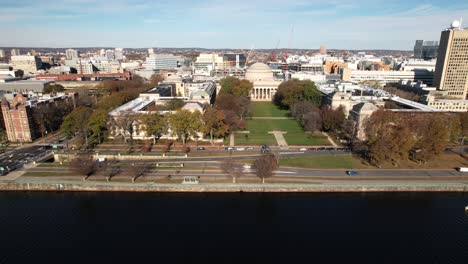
{"left": 244, "top": 62, "right": 281, "bottom": 101}
{"left": 251, "top": 86, "right": 278, "bottom": 101}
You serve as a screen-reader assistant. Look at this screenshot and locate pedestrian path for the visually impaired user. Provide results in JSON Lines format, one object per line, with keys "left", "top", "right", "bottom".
{"left": 230, "top": 133, "right": 235, "bottom": 147}
{"left": 322, "top": 132, "right": 338, "bottom": 147}
{"left": 269, "top": 131, "right": 288, "bottom": 149}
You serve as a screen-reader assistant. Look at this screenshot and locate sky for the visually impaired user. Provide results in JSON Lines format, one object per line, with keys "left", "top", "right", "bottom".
{"left": 0, "top": 0, "right": 468, "bottom": 50}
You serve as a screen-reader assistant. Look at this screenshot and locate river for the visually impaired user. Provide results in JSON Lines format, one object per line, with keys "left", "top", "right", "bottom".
{"left": 0, "top": 192, "right": 467, "bottom": 263}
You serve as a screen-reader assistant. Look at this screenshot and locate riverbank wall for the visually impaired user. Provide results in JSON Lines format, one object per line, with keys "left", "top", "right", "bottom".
{"left": 1, "top": 180, "right": 467, "bottom": 193}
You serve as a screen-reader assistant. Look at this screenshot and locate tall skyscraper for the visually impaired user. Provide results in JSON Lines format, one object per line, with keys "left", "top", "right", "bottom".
{"left": 11, "top": 48, "right": 20, "bottom": 56}
{"left": 434, "top": 20, "right": 468, "bottom": 99}
{"left": 148, "top": 48, "right": 154, "bottom": 55}
{"left": 0, "top": 49, "right": 5, "bottom": 58}
{"left": 114, "top": 48, "right": 123, "bottom": 60}
{"left": 105, "top": 49, "right": 115, "bottom": 60}
{"left": 414, "top": 40, "right": 439, "bottom": 60}
{"left": 65, "top": 49, "right": 79, "bottom": 60}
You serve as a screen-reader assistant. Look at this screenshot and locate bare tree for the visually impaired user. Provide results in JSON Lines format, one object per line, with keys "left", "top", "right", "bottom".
{"left": 221, "top": 159, "right": 244, "bottom": 183}
{"left": 128, "top": 162, "right": 149, "bottom": 182}
{"left": 254, "top": 154, "right": 278, "bottom": 184}
{"left": 102, "top": 158, "right": 120, "bottom": 182}
{"left": 69, "top": 153, "right": 96, "bottom": 181}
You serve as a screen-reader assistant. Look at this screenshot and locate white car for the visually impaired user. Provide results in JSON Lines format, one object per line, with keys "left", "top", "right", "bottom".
{"left": 236, "top": 147, "right": 245, "bottom": 151}
{"left": 299, "top": 148, "right": 307, "bottom": 151}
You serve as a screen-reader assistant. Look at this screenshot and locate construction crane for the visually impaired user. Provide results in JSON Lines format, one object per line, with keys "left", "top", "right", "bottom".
{"left": 245, "top": 44, "right": 255, "bottom": 66}
{"left": 283, "top": 24, "right": 294, "bottom": 74}
{"left": 271, "top": 39, "right": 280, "bottom": 62}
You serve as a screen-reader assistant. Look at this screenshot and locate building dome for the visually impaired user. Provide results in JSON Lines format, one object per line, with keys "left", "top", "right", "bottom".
{"left": 245, "top": 62, "right": 274, "bottom": 82}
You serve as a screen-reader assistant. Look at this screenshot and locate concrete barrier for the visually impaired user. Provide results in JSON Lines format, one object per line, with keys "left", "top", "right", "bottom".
{"left": 0, "top": 180, "right": 466, "bottom": 193}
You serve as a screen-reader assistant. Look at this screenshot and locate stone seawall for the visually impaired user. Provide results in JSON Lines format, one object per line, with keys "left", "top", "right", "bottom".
{"left": 0, "top": 180, "right": 467, "bottom": 193}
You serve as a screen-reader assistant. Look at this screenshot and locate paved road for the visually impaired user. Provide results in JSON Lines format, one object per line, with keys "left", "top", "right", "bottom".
{"left": 25, "top": 166, "right": 468, "bottom": 180}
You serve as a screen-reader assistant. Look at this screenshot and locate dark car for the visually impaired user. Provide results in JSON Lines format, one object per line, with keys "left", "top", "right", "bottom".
{"left": 346, "top": 170, "right": 359, "bottom": 176}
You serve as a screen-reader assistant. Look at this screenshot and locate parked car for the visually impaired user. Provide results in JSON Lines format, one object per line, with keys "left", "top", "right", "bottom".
{"left": 225, "top": 147, "right": 234, "bottom": 151}
{"left": 346, "top": 170, "right": 359, "bottom": 176}
{"left": 196, "top": 147, "right": 205, "bottom": 150}
{"left": 236, "top": 147, "right": 245, "bottom": 151}
{"left": 299, "top": 148, "right": 307, "bottom": 151}
{"left": 246, "top": 147, "right": 255, "bottom": 150}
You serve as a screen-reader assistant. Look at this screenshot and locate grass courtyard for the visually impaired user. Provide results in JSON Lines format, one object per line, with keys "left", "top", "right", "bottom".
{"left": 245, "top": 102, "right": 330, "bottom": 146}
{"left": 250, "top": 102, "right": 289, "bottom": 117}
{"left": 283, "top": 133, "right": 330, "bottom": 146}
{"left": 234, "top": 133, "right": 277, "bottom": 146}
{"left": 246, "top": 119, "right": 303, "bottom": 133}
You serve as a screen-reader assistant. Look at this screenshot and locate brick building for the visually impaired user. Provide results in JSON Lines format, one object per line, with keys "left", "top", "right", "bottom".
{"left": 1, "top": 93, "right": 76, "bottom": 142}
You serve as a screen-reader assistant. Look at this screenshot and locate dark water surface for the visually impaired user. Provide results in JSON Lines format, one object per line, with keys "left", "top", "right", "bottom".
{"left": 0, "top": 192, "right": 467, "bottom": 263}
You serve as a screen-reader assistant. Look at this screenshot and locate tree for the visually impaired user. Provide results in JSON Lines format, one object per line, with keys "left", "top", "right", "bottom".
{"left": 254, "top": 154, "right": 278, "bottom": 184}
{"left": 411, "top": 114, "right": 451, "bottom": 164}
{"left": 291, "top": 101, "right": 317, "bottom": 123}
{"left": 221, "top": 159, "right": 243, "bottom": 183}
{"left": 149, "top": 74, "right": 164, "bottom": 86}
{"left": 303, "top": 110, "right": 322, "bottom": 132}
{"left": 219, "top": 76, "right": 237, "bottom": 94}
{"left": 128, "top": 162, "right": 150, "bottom": 182}
{"left": 202, "top": 107, "right": 228, "bottom": 144}
{"left": 235, "top": 96, "right": 250, "bottom": 120}
{"left": 102, "top": 158, "right": 120, "bottom": 182}
{"left": 43, "top": 83, "right": 65, "bottom": 93}
{"left": 0, "top": 129, "right": 9, "bottom": 153}
{"left": 162, "top": 98, "right": 185, "bottom": 111}
{"left": 273, "top": 79, "right": 322, "bottom": 109}
{"left": 61, "top": 106, "right": 93, "bottom": 146}
{"left": 215, "top": 93, "right": 239, "bottom": 112}
{"left": 167, "top": 109, "right": 202, "bottom": 144}
{"left": 219, "top": 77, "right": 253, "bottom": 97}
{"left": 69, "top": 154, "right": 96, "bottom": 181}
{"left": 321, "top": 106, "right": 345, "bottom": 132}
{"left": 141, "top": 112, "right": 166, "bottom": 144}
{"left": 88, "top": 109, "right": 109, "bottom": 143}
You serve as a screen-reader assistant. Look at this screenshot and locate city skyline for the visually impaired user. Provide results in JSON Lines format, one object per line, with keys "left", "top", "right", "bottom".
{"left": 1, "top": 0, "right": 468, "bottom": 50}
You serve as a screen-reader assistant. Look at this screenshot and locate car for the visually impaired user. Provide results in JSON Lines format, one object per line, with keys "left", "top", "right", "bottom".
{"left": 236, "top": 147, "right": 245, "bottom": 151}
{"left": 246, "top": 147, "right": 254, "bottom": 150}
{"left": 225, "top": 147, "right": 234, "bottom": 151}
{"left": 299, "top": 148, "right": 307, "bottom": 151}
{"left": 346, "top": 170, "right": 359, "bottom": 176}
{"left": 196, "top": 147, "right": 205, "bottom": 150}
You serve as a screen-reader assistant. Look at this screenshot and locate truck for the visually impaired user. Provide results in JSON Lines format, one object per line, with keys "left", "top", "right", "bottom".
{"left": 456, "top": 167, "right": 468, "bottom": 172}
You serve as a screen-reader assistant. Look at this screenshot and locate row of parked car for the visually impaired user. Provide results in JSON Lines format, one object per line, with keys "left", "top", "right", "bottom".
{"left": 224, "top": 147, "right": 255, "bottom": 151}
{"left": 298, "top": 147, "right": 351, "bottom": 152}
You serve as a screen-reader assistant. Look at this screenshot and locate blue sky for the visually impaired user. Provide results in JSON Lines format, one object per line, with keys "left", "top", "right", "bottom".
{"left": 1, "top": 0, "right": 468, "bottom": 50}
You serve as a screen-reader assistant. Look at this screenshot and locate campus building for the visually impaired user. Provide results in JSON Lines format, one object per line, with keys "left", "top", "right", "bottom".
{"left": 1, "top": 93, "right": 76, "bottom": 142}
{"left": 245, "top": 63, "right": 281, "bottom": 101}
{"left": 433, "top": 21, "right": 468, "bottom": 100}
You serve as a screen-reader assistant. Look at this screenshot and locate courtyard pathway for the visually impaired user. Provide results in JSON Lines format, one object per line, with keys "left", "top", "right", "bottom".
{"left": 322, "top": 132, "right": 338, "bottom": 147}
{"left": 270, "top": 131, "right": 288, "bottom": 149}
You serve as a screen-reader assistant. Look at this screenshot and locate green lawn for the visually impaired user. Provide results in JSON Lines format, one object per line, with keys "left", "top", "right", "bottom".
{"left": 280, "top": 155, "right": 355, "bottom": 169}
{"left": 250, "top": 102, "right": 289, "bottom": 117}
{"left": 283, "top": 133, "right": 331, "bottom": 146}
{"left": 246, "top": 119, "right": 303, "bottom": 132}
{"left": 234, "top": 133, "right": 277, "bottom": 146}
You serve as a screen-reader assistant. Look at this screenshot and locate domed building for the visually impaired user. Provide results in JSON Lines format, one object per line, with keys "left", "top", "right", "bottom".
{"left": 245, "top": 62, "right": 281, "bottom": 101}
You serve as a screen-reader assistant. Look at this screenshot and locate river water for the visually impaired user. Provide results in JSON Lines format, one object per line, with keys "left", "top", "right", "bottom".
{"left": 0, "top": 192, "right": 467, "bottom": 263}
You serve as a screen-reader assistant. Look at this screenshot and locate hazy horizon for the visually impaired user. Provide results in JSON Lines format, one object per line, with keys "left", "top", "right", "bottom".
{"left": 1, "top": 0, "right": 467, "bottom": 50}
